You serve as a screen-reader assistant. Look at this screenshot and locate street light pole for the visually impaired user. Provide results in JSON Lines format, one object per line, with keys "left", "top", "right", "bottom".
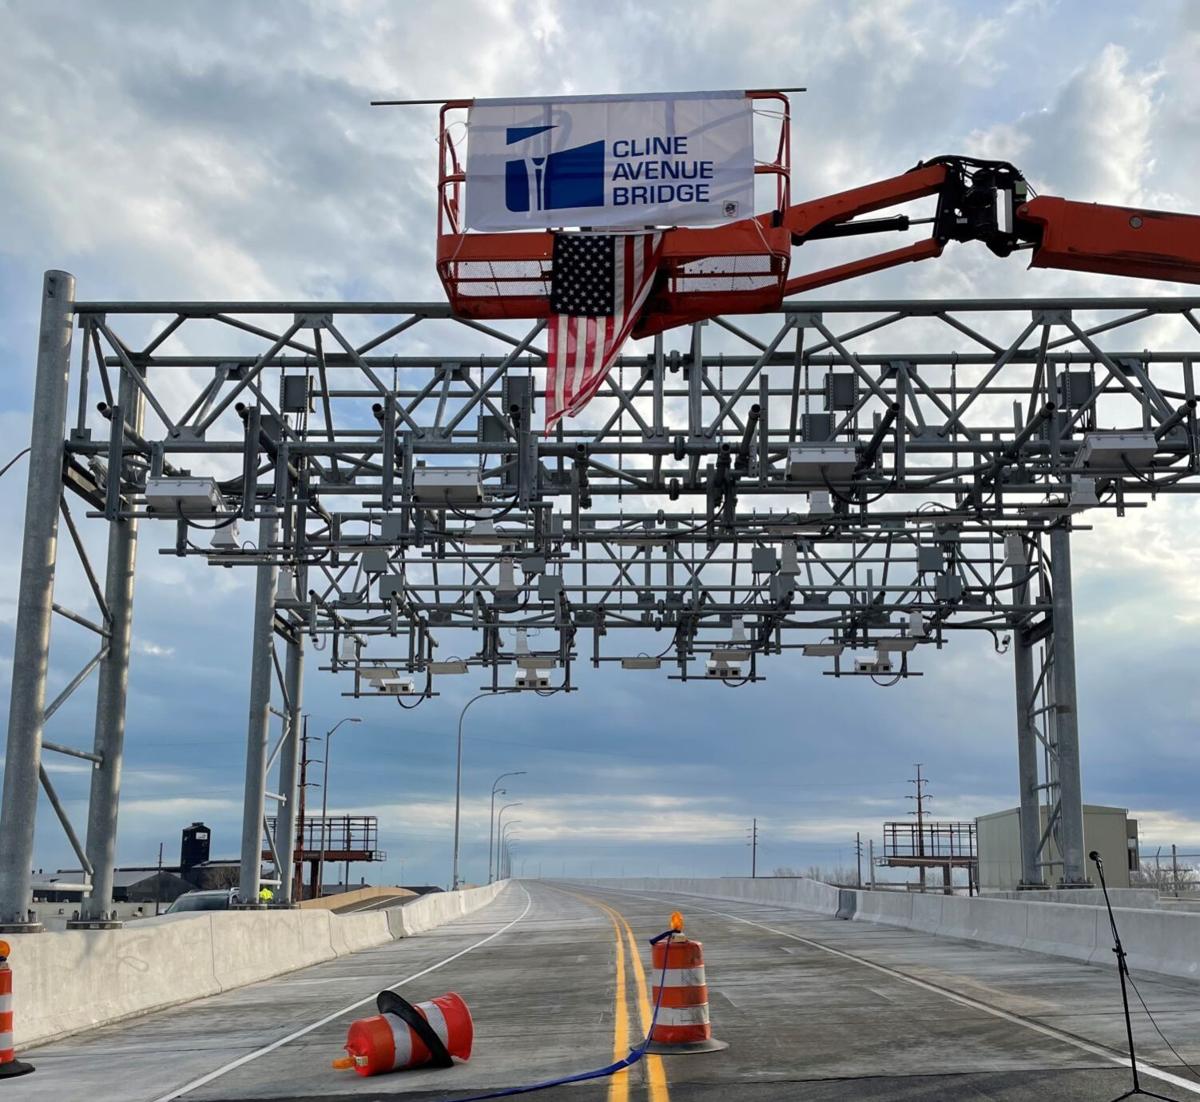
{"left": 504, "top": 838, "right": 521, "bottom": 879}
{"left": 489, "top": 771, "right": 526, "bottom": 884}
{"left": 317, "top": 717, "right": 361, "bottom": 898}
{"left": 496, "top": 806, "right": 522, "bottom": 880}
{"left": 453, "top": 692, "right": 507, "bottom": 890}
{"left": 500, "top": 821, "right": 521, "bottom": 879}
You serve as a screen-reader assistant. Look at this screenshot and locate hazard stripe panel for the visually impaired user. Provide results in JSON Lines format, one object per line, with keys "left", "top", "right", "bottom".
{"left": 385, "top": 1012, "right": 411, "bottom": 1070}
{"left": 651, "top": 939, "right": 704, "bottom": 969}
{"left": 654, "top": 1005, "right": 710, "bottom": 1027}
{"left": 421, "top": 1000, "right": 451, "bottom": 1043}
{"left": 655, "top": 966, "right": 706, "bottom": 987}
{"left": 653, "top": 984, "right": 709, "bottom": 1009}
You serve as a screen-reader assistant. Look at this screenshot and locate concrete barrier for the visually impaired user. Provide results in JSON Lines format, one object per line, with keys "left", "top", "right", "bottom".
{"left": 986, "top": 888, "right": 1159, "bottom": 909}
{"left": 573, "top": 876, "right": 842, "bottom": 916}
{"left": 573, "top": 877, "right": 1200, "bottom": 983}
{"left": 8, "top": 880, "right": 509, "bottom": 1048}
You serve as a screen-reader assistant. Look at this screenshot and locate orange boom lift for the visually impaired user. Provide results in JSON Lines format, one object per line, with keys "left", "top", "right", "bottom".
{"left": 429, "top": 94, "right": 1200, "bottom": 336}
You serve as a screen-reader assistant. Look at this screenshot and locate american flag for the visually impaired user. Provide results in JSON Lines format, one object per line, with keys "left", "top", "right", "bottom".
{"left": 544, "top": 232, "right": 663, "bottom": 432}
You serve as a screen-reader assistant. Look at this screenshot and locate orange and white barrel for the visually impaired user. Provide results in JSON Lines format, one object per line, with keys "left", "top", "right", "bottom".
{"left": 647, "top": 935, "right": 727, "bottom": 1054}
{"left": 337, "top": 992, "right": 473, "bottom": 1077}
{"left": 0, "top": 941, "right": 34, "bottom": 1078}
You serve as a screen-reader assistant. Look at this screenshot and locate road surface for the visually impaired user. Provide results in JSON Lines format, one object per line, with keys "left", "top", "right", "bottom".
{"left": 17, "top": 880, "right": 1200, "bottom": 1100}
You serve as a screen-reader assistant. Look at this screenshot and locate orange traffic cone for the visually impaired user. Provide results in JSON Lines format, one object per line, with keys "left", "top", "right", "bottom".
{"left": 334, "top": 990, "right": 473, "bottom": 1076}
{"left": 645, "top": 918, "right": 727, "bottom": 1055}
{"left": 0, "top": 940, "right": 34, "bottom": 1079}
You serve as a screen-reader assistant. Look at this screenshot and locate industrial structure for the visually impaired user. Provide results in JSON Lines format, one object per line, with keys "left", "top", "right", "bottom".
{"left": 977, "top": 804, "right": 1138, "bottom": 893}
{"left": 4, "top": 90, "right": 1200, "bottom": 929}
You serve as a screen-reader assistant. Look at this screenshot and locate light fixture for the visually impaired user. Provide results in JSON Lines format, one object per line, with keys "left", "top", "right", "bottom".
{"left": 359, "top": 666, "right": 399, "bottom": 685}
{"left": 621, "top": 656, "right": 661, "bottom": 670}
{"left": 803, "top": 642, "right": 844, "bottom": 657}
{"left": 275, "top": 571, "right": 297, "bottom": 602}
{"left": 430, "top": 660, "right": 469, "bottom": 675}
{"left": 210, "top": 521, "right": 241, "bottom": 550}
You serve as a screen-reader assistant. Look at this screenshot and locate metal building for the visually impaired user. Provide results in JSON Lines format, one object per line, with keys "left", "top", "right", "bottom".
{"left": 977, "top": 805, "right": 1139, "bottom": 892}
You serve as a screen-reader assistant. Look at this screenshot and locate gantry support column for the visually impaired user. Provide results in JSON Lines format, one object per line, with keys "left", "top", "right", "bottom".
{"left": 238, "top": 516, "right": 279, "bottom": 905}
{"left": 1012, "top": 542, "right": 1047, "bottom": 889}
{"left": 275, "top": 634, "right": 304, "bottom": 904}
{"left": 1049, "top": 525, "right": 1089, "bottom": 887}
{"left": 76, "top": 363, "right": 146, "bottom": 926}
{"left": 0, "top": 271, "right": 76, "bottom": 931}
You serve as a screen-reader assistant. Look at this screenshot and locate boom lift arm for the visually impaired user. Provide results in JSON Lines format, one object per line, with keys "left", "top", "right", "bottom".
{"left": 433, "top": 110, "right": 1200, "bottom": 338}
{"left": 771, "top": 155, "right": 1200, "bottom": 297}
{"left": 630, "top": 155, "right": 1200, "bottom": 337}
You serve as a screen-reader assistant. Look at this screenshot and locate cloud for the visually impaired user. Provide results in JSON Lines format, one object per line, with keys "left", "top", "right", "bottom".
{"left": 0, "top": 4, "right": 1196, "bottom": 888}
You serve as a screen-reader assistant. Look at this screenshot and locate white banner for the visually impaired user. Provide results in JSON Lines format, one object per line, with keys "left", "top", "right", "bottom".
{"left": 464, "top": 91, "right": 754, "bottom": 231}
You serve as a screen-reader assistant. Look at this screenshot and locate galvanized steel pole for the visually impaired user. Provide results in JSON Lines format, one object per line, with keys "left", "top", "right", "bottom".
{"left": 488, "top": 770, "right": 525, "bottom": 884}
{"left": 238, "top": 515, "right": 279, "bottom": 905}
{"left": 77, "top": 359, "right": 146, "bottom": 925}
{"left": 452, "top": 692, "right": 495, "bottom": 890}
{"left": 0, "top": 271, "right": 76, "bottom": 929}
{"left": 1012, "top": 545, "right": 1047, "bottom": 889}
{"left": 275, "top": 635, "right": 304, "bottom": 904}
{"left": 1049, "top": 525, "right": 1089, "bottom": 887}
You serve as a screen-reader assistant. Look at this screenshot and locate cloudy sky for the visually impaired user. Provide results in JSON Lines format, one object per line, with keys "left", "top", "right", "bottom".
{"left": 2, "top": 0, "right": 1200, "bottom": 890}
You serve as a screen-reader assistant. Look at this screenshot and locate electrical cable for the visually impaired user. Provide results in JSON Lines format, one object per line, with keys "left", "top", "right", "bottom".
{"left": 1125, "top": 971, "right": 1200, "bottom": 1083}
{"left": 0, "top": 447, "right": 31, "bottom": 480}
{"left": 423, "top": 928, "right": 677, "bottom": 1101}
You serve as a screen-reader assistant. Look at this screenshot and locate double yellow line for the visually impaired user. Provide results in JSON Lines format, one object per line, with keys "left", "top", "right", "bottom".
{"left": 561, "top": 889, "right": 669, "bottom": 1102}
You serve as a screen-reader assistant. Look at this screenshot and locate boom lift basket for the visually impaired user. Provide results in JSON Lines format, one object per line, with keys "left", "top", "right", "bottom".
{"left": 435, "top": 92, "right": 794, "bottom": 337}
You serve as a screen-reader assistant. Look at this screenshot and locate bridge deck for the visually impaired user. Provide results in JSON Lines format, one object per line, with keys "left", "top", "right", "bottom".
{"left": 19, "top": 881, "right": 1200, "bottom": 1101}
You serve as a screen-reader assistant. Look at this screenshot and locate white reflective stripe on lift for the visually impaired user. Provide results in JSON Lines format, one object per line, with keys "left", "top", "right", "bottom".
{"left": 654, "top": 1005, "right": 710, "bottom": 1027}
{"left": 653, "top": 966, "right": 706, "bottom": 988}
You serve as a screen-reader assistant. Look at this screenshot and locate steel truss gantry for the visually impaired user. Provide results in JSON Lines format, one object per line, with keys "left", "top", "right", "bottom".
{"left": 3, "top": 271, "right": 1199, "bottom": 927}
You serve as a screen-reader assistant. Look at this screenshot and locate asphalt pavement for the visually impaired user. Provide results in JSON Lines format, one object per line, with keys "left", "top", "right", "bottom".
{"left": 14, "top": 879, "right": 1200, "bottom": 1101}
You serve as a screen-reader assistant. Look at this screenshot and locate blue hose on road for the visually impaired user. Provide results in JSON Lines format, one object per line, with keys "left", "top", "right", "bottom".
{"left": 431, "top": 928, "right": 675, "bottom": 1101}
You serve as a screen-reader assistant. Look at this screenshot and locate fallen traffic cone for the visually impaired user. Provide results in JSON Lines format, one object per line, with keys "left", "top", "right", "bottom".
{"left": 0, "top": 940, "right": 34, "bottom": 1079}
{"left": 333, "top": 990, "right": 473, "bottom": 1076}
{"left": 644, "top": 913, "right": 727, "bottom": 1054}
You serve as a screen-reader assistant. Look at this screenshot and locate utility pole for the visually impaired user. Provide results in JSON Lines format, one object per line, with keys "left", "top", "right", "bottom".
{"left": 155, "top": 842, "right": 164, "bottom": 917}
{"left": 855, "top": 832, "right": 863, "bottom": 888}
{"left": 295, "top": 715, "right": 316, "bottom": 900}
{"left": 749, "top": 818, "right": 759, "bottom": 878}
{"left": 907, "top": 764, "right": 930, "bottom": 891}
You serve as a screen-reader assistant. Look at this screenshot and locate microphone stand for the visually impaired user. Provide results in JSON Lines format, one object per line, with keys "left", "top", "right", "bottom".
{"left": 1092, "top": 851, "right": 1175, "bottom": 1100}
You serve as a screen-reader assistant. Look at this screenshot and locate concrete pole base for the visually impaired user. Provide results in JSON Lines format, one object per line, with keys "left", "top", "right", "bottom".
{"left": 0, "top": 1059, "right": 35, "bottom": 1078}
{"left": 643, "top": 1038, "right": 729, "bottom": 1055}
{"left": 0, "top": 923, "right": 42, "bottom": 935}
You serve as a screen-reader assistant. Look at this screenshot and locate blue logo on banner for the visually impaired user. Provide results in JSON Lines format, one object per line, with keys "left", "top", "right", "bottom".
{"left": 504, "top": 125, "right": 604, "bottom": 213}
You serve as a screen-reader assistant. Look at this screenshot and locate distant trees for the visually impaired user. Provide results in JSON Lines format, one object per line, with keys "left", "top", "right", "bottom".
{"left": 770, "top": 864, "right": 858, "bottom": 885}
{"left": 1133, "top": 859, "right": 1198, "bottom": 895}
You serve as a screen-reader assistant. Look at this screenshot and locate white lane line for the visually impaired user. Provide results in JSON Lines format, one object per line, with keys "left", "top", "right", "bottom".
{"left": 586, "top": 886, "right": 1200, "bottom": 1097}
{"left": 151, "top": 883, "right": 533, "bottom": 1102}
